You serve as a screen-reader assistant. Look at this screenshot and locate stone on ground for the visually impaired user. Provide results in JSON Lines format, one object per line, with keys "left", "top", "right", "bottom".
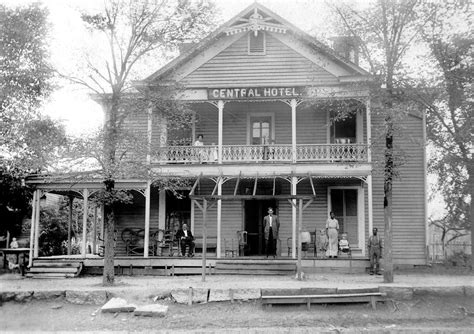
{"left": 134, "top": 304, "right": 168, "bottom": 317}
{"left": 101, "top": 297, "right": 136, "bottom": 313}
{"left": 65, "top": 290, "right": 107, "bottom": 305}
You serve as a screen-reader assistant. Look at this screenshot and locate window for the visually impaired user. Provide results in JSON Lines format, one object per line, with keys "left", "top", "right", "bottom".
{"left": 250, "top": 116, "right": 272, "bottom": 145}
{"left": 248, "top": 31, "right": 265, "bottom": 55}
{"left": 330, "top": 111, "right": 356, "bottom": 144}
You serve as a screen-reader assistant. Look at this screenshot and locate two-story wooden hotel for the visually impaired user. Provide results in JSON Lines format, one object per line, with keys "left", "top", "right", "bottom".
{"left": 27, "top": 3, "right": 427, "bottom": 274}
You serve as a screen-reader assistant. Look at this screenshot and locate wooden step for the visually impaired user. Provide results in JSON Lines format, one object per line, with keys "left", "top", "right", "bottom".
{"left": 29, "top": 267, "right": 79, "bottom": 273}
{"left": 32, "top": 262, "right": 82, "bottom": 268}
{"left": 214, "top": 269, "right": 291, "bottom": 275}
{"left": 26, "top": 273, "right": 76, "bottom": 278}
{"left": 215, "top": 265, "right": 295, "bottom": 272}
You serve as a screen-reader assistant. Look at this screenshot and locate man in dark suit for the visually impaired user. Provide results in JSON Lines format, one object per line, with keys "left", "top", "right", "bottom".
{"left": 175, "top": 223, "right": 195, "bottom": 257}
{"left": 263, "top": 207, "right": 280, "bottom": 258}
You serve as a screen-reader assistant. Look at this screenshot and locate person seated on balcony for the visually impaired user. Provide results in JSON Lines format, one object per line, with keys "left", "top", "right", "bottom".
{"left": 10, "top": 237, "right": 19, "bottom": 249}
{"left": 175, "top": 224, "right": 195, "bottom": 257}
{"left": 339, "top": 232, "right": 350, "bottom": 253}
{"left": 193, "top": 134, "right": 207, "bottom": 163}
{"left": 194, "top": 134, "right": 204, "bottom": 146}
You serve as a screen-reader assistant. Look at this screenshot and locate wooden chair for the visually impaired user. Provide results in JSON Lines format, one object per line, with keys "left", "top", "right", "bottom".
{"left": 224, "top": 238, "right": 237, "bottom": 257}
{"left": 237, "top": 230, "right": 248, "bottom": 256}
{"left": 287, "top": 231, "right": 317, "bottom": 258}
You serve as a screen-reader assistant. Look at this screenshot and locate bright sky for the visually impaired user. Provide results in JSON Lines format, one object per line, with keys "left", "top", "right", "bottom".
{"left": 2, "top": 0, "right": 338, "bottom": 136}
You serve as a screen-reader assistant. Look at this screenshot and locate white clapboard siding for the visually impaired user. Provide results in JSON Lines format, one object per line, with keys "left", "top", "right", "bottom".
{"left": 182, "top": 33, "right": 338, "bottom": 87}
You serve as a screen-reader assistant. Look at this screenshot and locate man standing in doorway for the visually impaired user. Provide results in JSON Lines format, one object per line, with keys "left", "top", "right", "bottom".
{"left": 368, "top": 227, "right": 382, "bottom": 275}
{"left": 264, "top": 207, "right": 280, "bottom": 258}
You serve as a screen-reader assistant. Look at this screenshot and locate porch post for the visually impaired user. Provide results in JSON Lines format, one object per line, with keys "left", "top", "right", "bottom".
{"left": 367, "top": 175, "right": 373, "bottom": 246}
{"left": 159, "top": 190, "right": 166, "bottom": 231}
{"left": 291, "top": 176, "right": 297, "bottom": 258}
{"left": 92, "top": 205, "right": 97, "bottom": 254}
{"left": 34, "top": 190, "right": 41, "bottom": 258}
{"left": 28, "top": 190, "right": 37, "bottom": 267}
{"left": 201, "top": 199, "right": 208, "bottom": 282}
{"left": 82, "top": 188, "right": 89, "bottom": 257}
{"left": 291, "top": 99, "right": 297, "bottom": 163}
{"left": 216, "top": 178, "right": 222, "bottom": 258}
{"left": 217, "top": 100, "right": 224, "bottom": 164}
{"left": 144, "top": 181, "right": 151, "bottom": 257}
{"left": 366, "top": 97, "right": 372, "bottom": 163}
{"left": 67, "top": 196, "right": 73, "bottom": 255}
{"left": 297, "top": 199, "right": 303, "bottom": 280}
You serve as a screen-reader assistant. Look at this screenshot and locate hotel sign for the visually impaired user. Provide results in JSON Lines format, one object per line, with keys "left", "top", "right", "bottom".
{"left": 207, "top": 87, "right": 305, "bottom": 100}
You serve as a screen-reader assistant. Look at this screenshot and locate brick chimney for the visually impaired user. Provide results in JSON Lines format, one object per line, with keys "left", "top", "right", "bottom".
{"left": 330, "top": 36, "right": 359, "bottom": 65}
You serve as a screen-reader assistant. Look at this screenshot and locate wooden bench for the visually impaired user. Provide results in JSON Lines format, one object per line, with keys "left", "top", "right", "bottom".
{"left": 261, "top": 291, "right": 386, "bottom": 310}
{"left": 194, "top": 236, "right": 217, "bottom": 254}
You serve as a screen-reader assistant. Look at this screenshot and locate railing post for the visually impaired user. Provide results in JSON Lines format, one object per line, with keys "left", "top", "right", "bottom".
{"left": 291, "top": 99, "right": 297, "bottom": 163}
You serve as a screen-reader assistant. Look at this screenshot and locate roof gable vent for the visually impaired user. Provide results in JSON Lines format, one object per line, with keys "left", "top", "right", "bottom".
{"left": 248, "top": 31, "right": 266, "bottom": 55}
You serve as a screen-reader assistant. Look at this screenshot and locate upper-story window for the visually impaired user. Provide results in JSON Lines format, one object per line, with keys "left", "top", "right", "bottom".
{"left": 330, "top": 111, "right": 356, "bottom": 144}
{"left": 248, "top": 31, "right": 266, "bottom": 55}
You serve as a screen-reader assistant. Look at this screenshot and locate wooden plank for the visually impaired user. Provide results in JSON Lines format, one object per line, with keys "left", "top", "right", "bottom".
{"left": 29, "top": 267, "right": 79, "bottom": 273}
{"left": 214, "top": 269, "right": 291, "bottom": 275}
{"left": 261, "top": 295, "right": 385, "bottom": 305}
{"left": 33, "top": 262, "right": 82, "bottom": 268}
{"left": 261, "top": 292, "right": 385, "bottom": 299}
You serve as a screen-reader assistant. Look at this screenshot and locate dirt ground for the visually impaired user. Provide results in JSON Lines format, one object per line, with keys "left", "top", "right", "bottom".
{"left": 1, "top": 295, "right": 473, "bottom": 332}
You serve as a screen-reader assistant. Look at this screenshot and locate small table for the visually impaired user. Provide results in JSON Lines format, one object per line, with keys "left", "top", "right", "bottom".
{"left": 0, "top": 248, "right": 30, "bottom": 276}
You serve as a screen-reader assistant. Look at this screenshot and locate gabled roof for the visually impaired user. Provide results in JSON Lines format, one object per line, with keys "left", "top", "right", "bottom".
{"left": 139, "top": 2, "right": 370, "bottom": 86}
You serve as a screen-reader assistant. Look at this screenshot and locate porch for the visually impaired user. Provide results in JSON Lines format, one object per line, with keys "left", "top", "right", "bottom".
{"left": 28, "top": 254, "right": 370, "bottom": 277}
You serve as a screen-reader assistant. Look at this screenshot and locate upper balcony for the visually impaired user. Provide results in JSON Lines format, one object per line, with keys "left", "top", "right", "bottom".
{"left": 153, "top": 142, "right": 368, "bottom": 165}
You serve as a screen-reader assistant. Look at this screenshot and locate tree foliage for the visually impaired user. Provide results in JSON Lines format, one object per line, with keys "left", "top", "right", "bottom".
{"left": 67, "top": 0, "right": 217, "bottom": 285}
{"left": 410, "top": 0, "right": 472, "bottom": 265}
{"left": 0, "top": 3, "right": 67, "bottom": 237}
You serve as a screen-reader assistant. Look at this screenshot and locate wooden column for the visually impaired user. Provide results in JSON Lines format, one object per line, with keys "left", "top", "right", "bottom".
{"left": 297, "top": 199, "right": 303, "bottom": 280}
{"left": 158, "top": 190, "right": 166, "bottom": 231}
{"left": 366, "top": 97, "right": 372, "bottom": 163}
{"left": 216, "top": 178, "right": 222, "bottom": 258}
{"left": 92, "top": 205, "right": 97, "bottom": 254}
{"left": 82, "top": 188, "right": 89, "bottom": 257}
{"left": 291, "top": 99, "right": 297, "bottom": 163}
{"left": 144, "top": 182, "right": 151, "bottom": 258}
{"left": 67, "top": 196, "right": 74, "bottom": 255}
{"left": 34, "top": 190, "right": 40, "bottom": 258}
{"left": 28, "top": 190, "right": 37, "bottom": 267}
{"left": 217, "top": 100, "right": 224, "bottom": 164}
{"left": 291, "top": 176, "right": 297, "bottom": 259}
{"left": 202, "top": 199, "right": 208, "bottom": 282}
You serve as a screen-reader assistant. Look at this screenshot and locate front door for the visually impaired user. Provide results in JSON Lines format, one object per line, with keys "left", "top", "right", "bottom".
{"left": 244, "top": 200, "right": 276, "bottom": 255}
{"left": 330, "top": 189, "right": 358, "bottom": 245}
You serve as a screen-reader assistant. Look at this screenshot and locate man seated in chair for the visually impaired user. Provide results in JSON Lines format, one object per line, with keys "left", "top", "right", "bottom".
{"left": 175, "top": 224, "right": 195, "bottom": 257}
{"left": 338, "top": 232, "right": 350, "bottom": 254}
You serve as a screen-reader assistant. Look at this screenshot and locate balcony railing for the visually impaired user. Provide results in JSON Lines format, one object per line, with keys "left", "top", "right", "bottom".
{"left": 153, "top": 144, "right": 368, "bottom": 164}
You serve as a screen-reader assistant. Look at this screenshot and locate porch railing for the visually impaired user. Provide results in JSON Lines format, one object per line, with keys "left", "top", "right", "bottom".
{"left": 153, "top": 144, "right": 368, "bottom": 164}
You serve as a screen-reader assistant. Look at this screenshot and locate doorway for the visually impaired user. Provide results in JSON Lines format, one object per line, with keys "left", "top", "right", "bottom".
{"left": 244, "top": 199, "right": 276, "bottom": 255}
{"left": 330, "top": 188, "right": 358, "bottom": 245}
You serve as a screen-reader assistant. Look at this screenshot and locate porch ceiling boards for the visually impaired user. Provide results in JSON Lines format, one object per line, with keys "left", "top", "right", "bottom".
{"left": 150, "top": 162, "right": 371, "bottom": 179}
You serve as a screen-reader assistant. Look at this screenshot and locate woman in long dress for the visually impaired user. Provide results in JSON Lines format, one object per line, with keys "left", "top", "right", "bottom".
{"left": 325, "top": 211, "right": 339, "bottom": 258}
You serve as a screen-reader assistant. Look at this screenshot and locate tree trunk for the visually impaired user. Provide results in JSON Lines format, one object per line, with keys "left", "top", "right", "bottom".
{"left": 469, "top": 164, "right": 474, "bottom": 271}
{"left": 102, "top": 207, "right": 115, "bottom": 285}
{"left": 383, "top": 114, "right": 394, "bottom": 283}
